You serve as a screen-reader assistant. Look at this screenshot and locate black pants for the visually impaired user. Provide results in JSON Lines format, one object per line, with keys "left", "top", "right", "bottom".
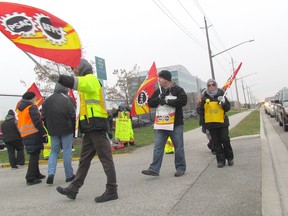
{"left": 68, "top": 130, "right": 117, "bottom": 193}
{"left": 26, "top": 149, "right": 41, "bottom": 182}
{"left": 5, "top": 140, "right": 25, "bottom": 168}
{"left": 209, "top": 127, "right": 234, "bottom": 163}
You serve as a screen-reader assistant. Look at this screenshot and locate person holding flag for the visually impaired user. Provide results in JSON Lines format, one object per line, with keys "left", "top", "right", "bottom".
{"left": 141, "top": 70, "right": 187, "bottom": 177}
{"left": 48, "top": 59, "right": 118, "bottom": 203}
{"left": 198, "top": 79, "right": 234, "bottom": 168}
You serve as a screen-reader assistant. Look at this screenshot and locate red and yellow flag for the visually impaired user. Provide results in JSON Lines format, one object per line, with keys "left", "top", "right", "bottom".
{"left": 68, "top": 89, "right": 76, "bottom": 105}
{"left": 15, "top": 82, "right": 44, "bottom": 112}
{"left": 27, "top": 82, "right": 44, "bottom": 107}
{"left": 131, "top": 62, "right": 158, "bottom": 116}
{"left": 0, "top": 2, "right": 81, "bottom": 68}
{"left": 222, "top": 62, "right": 242, "bottom": 91}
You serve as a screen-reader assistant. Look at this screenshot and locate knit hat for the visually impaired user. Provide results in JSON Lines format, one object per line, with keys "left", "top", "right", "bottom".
{"left": 158, "top": 70, "right": 172, "bottom": 81}
{"left": 77, "top": 59, "right": 93, "bottom": 76}
{"left": 54, "top": 83, "right": 69, "bottom": 94}
{"left": 207, "top": 79, "right": 218, "bottom": 88}
{"left": 22, "top": 91, "right": 36, "bottom": 100}
{"left": 119, "top": 102, "right": 125, "bottom": 108}
{"left": 7, "top": 109, "right": 15, "bottom": 116}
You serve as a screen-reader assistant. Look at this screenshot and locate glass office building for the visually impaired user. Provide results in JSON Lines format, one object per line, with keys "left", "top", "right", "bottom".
{"left": 137, "top": 64, "right": 206, "bottom": 110}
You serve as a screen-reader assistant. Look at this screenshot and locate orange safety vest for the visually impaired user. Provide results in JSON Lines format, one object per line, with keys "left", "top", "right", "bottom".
{"left": 18, "top": 105, "right": 39, "bottom": 138}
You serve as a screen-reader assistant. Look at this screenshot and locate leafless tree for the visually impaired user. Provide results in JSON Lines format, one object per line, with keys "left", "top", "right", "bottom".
{"left": 105, "top": 64, "right": 142, "bottom": 108}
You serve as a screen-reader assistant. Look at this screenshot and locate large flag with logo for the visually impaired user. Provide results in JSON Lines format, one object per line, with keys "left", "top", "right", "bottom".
{"left": 15, "top": 82, "right": 44, "bottom": 112}
{"left": 131, "top": 62, "right": 158, "bottom": 116}
{"left": 222, "top": 62, "right": 242, "bottom": 92}
{"left": 0, "top": 2, "right": 81, "bottom": 68}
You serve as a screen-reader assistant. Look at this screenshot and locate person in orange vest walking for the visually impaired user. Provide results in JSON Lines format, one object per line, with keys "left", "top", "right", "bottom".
{"left": 17, "top": 92, "right": 47, "bottom": 185}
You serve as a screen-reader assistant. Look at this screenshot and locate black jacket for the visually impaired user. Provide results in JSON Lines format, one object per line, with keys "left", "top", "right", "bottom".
{"left": 198, "top": 88, "right": 230, "bottom": 129}
{"left": 17, "top": 99, "right": 46, "bottom": 154}
{"left": 1, "top": 115, "right": 22, "bottom": 143}
{"left": 42, "top": 90, "right": 76, "bottom": 137}
{"left": 148, "top": 83, "right": 187, "bottom": 127}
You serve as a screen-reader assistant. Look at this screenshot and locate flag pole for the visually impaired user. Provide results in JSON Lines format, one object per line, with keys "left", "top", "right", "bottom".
{"left": 158, "top": 81, "right": 162, "bottom": 94}
{"left": 22, "top": 50, "right": 49, "bottom": 75}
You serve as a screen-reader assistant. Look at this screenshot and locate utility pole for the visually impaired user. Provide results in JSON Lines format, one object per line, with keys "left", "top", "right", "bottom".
{"left": 231, "top": 58, "right": 240, "bottom": 111}
{"left": 204, "top": 17, "right": 215, "bottom": 80}
{"left": 241, "top": 79, "right": 247, "bottom": 108}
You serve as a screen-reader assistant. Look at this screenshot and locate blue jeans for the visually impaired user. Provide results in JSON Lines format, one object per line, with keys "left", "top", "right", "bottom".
{"left": 48, "top": 133, "right": 74, "bottom": 178}
{"left": 149, "top": 125, "right": 186, "bottom": 174}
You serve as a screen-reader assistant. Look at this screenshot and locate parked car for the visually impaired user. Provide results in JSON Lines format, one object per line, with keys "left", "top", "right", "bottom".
{"left": 274, "top": 91, "right": 281, "bottom": 122}
{"left": 132, "top": 117, "right": 152, "bottom": 128}
{"left": 112, "top": 117, "right": 152, "bottom": 130}
{"left": 264, "top": 96, "right": 275, "bottom": 117}
{"left": 275, "top": 87, "right": 288, "bottom": 131}
{"left": 183, "top": 110, "right": 198, "bottom": 119}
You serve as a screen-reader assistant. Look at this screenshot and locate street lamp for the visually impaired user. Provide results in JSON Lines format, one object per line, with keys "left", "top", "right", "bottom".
{"left": 208, "top": 39, "right": 254, "bottom": 80}
{"left": 236, "top": 73, "right": 257, "bottom": 108}
{"left": 204, "top": 17, "right": 254, "bottom": 79}
{"left": 245, "top": 84, "right": 257, "bottom": 108}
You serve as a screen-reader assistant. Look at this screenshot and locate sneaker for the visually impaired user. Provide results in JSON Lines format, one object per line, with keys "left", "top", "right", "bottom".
{"left": 217, "top": 161, "right": 225, "bottom": 168}
{"left": 11, "top": 165, "right": 18, "bottom": 170}
{"left": 27, "top": 179, "right": 42, "bottom": 186}
{"left": 46, "top": 174, "right": 54, "bottom": 184}
{"left": 95, "top": 190, "right": 118, "bottom": 203}
{"left": 129, "top": 142, "right": 135, "bottom": 146}
{"left": 56, "top": 186, "right": 78, "bottom": 200}
{"left": 141, "top": 169, "right": 159, "bottom": 176}
{"left": 228, "top": 159, "right": 234, "bottom": 166}
{"left": 174, "top": 170, "right": 185, "bottom": 177}
{"left": 66, "top": 174, "right": 75, "bottom": 182}
{"left": 37, "top": 173, "right": 46, "bottom": 179}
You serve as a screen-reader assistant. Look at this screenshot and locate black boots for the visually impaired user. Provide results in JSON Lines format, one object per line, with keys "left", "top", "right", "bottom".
{"left": 46, "top": 174, "right": 54, "bottom": 184}
{"left": 217, "top": 161, "right": 225, "bottom": 168}
{"left": 56, "top": 186, "right": 118, "bottom": 202}
{"left": 27, "top": 179, "right": 42, "bottom": 185}
{"left": 95, "top": 190, "right": 118, "bottom": 203}
{"left": 56, "top": 186, "right": 78, "bottom": 200}
{"left": 66, "top": 174, "right": 75, "bottom": 182}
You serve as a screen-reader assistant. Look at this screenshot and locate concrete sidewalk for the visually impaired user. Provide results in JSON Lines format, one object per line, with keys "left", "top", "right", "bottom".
{"left": 0, "top": 110, "right": 286, "bottom": 216}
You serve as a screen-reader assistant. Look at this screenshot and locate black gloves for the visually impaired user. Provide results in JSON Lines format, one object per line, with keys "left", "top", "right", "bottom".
{"left": 108, "top": 132, "right": 113, "bottom": 139}
{"left": 160, "top": 98, "right": 166, "bottom": 105}
{"left": 159, "top": 93, "right": 166, "bottom": 105}
{"left": 201, "top": 126, "right": 206, "bottom": 134}
{"left": 42, "top": 135, "right": 48, "bottom": 143}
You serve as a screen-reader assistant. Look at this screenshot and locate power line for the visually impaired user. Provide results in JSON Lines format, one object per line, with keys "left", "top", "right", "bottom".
{"left": 177, "top": 0, "right": 202, "bottom": 28}
{"left": 152, "top": 0, "right": 206, "bottom": 49}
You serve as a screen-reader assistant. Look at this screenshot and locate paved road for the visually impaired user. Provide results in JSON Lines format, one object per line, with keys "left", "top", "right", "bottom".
{"left": 0, "top": 109, "right": 287, "bottom": 216}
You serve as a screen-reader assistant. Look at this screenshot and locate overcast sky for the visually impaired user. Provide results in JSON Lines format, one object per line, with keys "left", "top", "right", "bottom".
{"left": 1, "top": 0, "right": 287, "bottom": 120}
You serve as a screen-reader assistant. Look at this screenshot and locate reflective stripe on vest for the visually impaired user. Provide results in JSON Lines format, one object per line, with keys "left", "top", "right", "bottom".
{"left": 77, "top": 74, "right": 108, "bottom": 120}
{"left": 18, "top": 105, "right": 39, "bottom": 137}
{"left": 85, "top": 99, "right": 100, "bottom": 104}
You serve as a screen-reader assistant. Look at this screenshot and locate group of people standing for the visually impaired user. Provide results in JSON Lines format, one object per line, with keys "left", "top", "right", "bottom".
{"left": 1, "top": 59, "right": 234, "bottom": 203}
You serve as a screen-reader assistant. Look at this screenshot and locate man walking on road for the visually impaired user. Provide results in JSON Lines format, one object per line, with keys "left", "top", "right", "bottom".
{"left": 42, "top": 83, "right": 76, "bottom": 184}
{"left": 142, "top": 70, "right": 187, "bottom": 177}
{"left": 49, "top": 59, "right": 118, "bottom": 203}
